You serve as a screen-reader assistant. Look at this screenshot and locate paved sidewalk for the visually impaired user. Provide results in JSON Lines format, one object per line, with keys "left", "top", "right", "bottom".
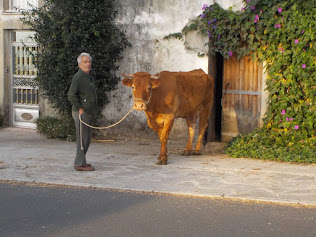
{"left": 0, "top": 128, "right": 316, "bottom": 206}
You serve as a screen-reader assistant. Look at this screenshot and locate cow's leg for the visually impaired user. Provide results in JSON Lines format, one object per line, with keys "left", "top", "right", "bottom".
{"left": 156, "top": 116, "right": 174, "bottom": 165}
{"left": 194, "top": 103, "right": 212, "bottom": 155}
{"left": 183, "top": 111, "right": 199, "bottom": 156}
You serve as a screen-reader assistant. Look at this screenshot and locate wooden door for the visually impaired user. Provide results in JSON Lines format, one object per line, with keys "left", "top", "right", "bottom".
{"left": 221, "top": 55, "right": 263, "bottom": 141}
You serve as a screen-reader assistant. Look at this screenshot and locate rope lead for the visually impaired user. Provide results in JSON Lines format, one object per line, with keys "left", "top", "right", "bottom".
{"left": 79, "top": 106, "right": 134, "bottom": 150}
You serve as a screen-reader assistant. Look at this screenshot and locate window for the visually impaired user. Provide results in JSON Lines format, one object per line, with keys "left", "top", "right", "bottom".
{"left": 6, "top": 0, "right": 38, "bottom": 12}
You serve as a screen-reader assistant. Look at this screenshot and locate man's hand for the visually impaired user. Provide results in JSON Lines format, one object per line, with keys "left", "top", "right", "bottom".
{"left": 79, "top": 108, "right": 84, "bottom": 115}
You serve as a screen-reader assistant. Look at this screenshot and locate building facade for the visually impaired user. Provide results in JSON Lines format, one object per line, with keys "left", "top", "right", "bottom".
{"left": 0, "top": 0, "right": 44, "bottom": 128}
{"left": 0, "top": 0, "right": 267, "bottom": 141}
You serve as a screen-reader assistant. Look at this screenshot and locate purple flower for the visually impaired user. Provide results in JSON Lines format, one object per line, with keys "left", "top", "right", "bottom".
{"left": 302, "top": 64, "right": 306, "bottom": 68}
{"left": 208, "top": 20, "right": 212, "bottom": 25}
{"left": 277, "top": 8, "right": 282, "bottom": 13}
{"left": 254, "top": 19, "right": 258, "bottom": 23}
{"left": 294, "top": 125, "right": 299, "bottom": 130}
{"left": 213, "top": 25, "right": 216, "bottom": 29}
{"left": 228, "top": 51, "right": 233, "bottom": 57}
{"left": 281, "top": 109, "right": 286, "bottom": 115}
{"left": 279, "top": 47, "right": 284, "bottom": 53}
{"left": 301, "top": 30, "right": 305, "bottom": 34}
{"left": 274, "top": 24, "right": 281, "bottom": 28}
{"left": 251, "top": 6, "right": 255, "bottom": 10}
{"left": 255, "top": 15, "right": 260, "bottom": 20}
{"left": 213, "top": 18, "right": 217, "bottom": 22}
{"left": 202, "top": 4, "right": 208, "bottom": 10}
{"left": 289, "top": 118, "right": 293, "bottom": 121}
{"left": 295, "top": 39, "right": 299, "bottom": 44}
{"left": 200, "top": 14, "right": 205, "bottom": 18}
{"left": 247, "top": 0, "right": 250, "bottom": 2}
{"left": 241, "top": 7, "right": 245, "bottom": 11}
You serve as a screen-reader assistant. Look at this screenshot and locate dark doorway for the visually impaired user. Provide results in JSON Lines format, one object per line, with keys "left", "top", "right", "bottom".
{"left": 214, "top": 53, "right": 223, "bottom": 141}
{"left": 205, "top": 52, "right": 224, "bottom": 143}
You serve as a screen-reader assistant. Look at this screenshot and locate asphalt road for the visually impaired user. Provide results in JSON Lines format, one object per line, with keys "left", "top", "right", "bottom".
{"left": 1, "top": 182, "right": 315, "bottom": 237}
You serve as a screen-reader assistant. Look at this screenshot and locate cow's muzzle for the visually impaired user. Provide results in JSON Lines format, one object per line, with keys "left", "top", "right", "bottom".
{"left": 133, "top": 100, "right": 146, "bottom": 111}
{"left": 133, "top": 91, "right": 152, "bottom": 111}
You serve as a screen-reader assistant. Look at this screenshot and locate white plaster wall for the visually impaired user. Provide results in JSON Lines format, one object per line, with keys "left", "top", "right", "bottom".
{"left": 218, "top": 0, "right": 244, "bottom": 11}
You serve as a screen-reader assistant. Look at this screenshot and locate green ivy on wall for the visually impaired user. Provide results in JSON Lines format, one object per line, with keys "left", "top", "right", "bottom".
{"left": 167, "top": 0, "right": 316, "bottom": 162}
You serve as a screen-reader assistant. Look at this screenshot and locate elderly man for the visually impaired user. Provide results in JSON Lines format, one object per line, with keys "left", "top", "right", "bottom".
{"left": 68, "top": 52, "right": 98, "bottom": 171}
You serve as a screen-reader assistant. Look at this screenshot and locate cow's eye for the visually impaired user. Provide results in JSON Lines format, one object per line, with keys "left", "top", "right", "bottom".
{"left": 132, "top": 86, "right": 135, "bottom": 90}
{"left": 147, "top": 86, "right": 151, "bottom": 91}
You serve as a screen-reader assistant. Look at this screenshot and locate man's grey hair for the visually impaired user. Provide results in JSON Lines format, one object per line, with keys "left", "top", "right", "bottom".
{"left": 77, "top": 52, "right": 92, "bottom": 64}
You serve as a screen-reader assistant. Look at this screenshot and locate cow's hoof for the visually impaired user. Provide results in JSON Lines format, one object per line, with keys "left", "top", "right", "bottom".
{"left": 156, "top": 160, "right": 167, "bottom": 165}
{"left": 193, "top": 151, "right": 201, "bottom": 155}
{"left": 182, "top": 150, "right": 191, "bottom": 156}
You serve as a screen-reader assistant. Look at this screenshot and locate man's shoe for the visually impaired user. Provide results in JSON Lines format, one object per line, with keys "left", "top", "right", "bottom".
{"left": 74, "top": 163, "right": 91, "bottom": 168}
{"left": 74, "top": 165, "right": 95, "bottom": 171}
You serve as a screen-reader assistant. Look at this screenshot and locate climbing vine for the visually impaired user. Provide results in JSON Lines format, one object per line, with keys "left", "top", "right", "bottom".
{"left": 167, "top": 0, "right": 316, "bottom": 162}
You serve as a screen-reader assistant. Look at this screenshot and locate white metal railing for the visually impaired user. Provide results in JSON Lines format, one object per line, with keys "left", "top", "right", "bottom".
{"left": 13, "top": 88, "right": 39, "bottom": 105}
{"left": 13, "top": 45, "right": 39, "bottom": 76}
{"left": 9, "top": 0, "right": 38, "bottom": 11}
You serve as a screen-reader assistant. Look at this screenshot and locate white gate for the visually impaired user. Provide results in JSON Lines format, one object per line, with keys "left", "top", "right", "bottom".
{"left": 11, "top": 33, "right": 39, "bottom": 129}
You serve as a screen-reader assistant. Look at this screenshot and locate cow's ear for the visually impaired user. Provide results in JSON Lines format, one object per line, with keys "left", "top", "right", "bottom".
{"left": 150, "top": 79, "right": 160, "bottom": 89}
{"left": 122, "top": 78, "right": 132, "bottom": 87}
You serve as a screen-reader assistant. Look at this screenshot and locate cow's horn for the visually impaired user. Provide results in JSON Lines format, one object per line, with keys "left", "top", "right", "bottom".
{"left": 150, "top": 75, "right": 159, "bottom": 80}
{"left": 122, "top": 73, "right": 133, "bottom": 78}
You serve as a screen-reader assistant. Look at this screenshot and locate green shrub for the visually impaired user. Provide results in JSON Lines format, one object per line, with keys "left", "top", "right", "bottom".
{"left": 36, "top": 116, "right": 75, "bottom": 141}
{"left": 225, "top": 129, "right": 316, "bottom": 163}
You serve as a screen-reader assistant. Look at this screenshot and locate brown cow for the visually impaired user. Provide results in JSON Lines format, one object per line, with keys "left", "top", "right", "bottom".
{"left": 122, "top": 69, "right": 214, "bottom": 165}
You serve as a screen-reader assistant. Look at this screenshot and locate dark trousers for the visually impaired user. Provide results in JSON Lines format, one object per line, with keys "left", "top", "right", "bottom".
{"left": 72, "top": 111, "right": 93, "bottom": 166}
